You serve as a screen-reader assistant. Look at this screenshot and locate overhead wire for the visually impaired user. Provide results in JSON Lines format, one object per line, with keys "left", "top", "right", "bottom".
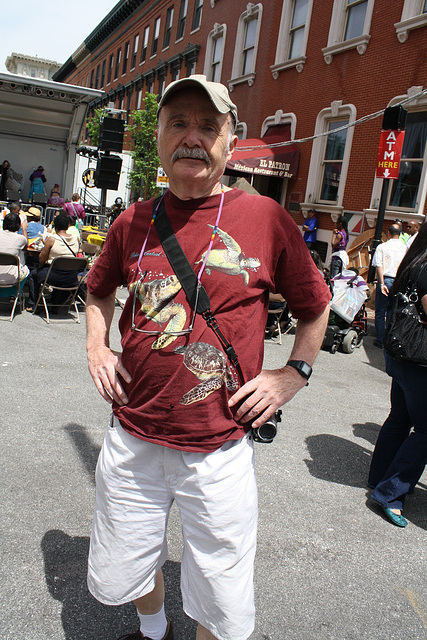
{"left": 237, "top": 87, "right": 427, "bottom": 151}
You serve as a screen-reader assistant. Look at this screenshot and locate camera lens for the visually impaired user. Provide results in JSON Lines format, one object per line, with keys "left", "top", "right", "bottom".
{"left": 251, "top": 410, "right": 282, "bottom": 443}
{"left": 255, "top": 421, "right": 277, "bottom": 442}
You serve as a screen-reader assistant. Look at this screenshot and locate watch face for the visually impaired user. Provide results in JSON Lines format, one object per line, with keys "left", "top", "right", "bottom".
{"left": 288, "top": 360, "right": 312, "bottom": 379}
{"left": 300, "top": 362, "right": 312, "bottom": 378}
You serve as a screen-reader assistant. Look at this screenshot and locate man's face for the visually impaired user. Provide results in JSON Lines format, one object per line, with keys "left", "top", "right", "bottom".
{"left": 156, "top": 88, "right": 237, "bottom": 198}
{"left": 407, "top": 222, "right": 418, "bottom": 236}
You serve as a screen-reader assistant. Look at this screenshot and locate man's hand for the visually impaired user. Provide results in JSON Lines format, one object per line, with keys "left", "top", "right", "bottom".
{"left": 228, "top": 366, "right": 307, "bottom": 429}
{"left": 87, "top": 345, "right": 131, "bottom": 406}
{"left": 86, "top": 291, "right": 131, "bottom": 406}
{"left": 229, "top": 305, "right": 329, "bottom": 429}
{"left": 380, "top": 283, "right": 389, "bottom": 296}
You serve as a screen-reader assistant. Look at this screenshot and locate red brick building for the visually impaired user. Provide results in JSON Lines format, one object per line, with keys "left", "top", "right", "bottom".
{"left": 54, "top": 0, "right": 427, "bottom": 258}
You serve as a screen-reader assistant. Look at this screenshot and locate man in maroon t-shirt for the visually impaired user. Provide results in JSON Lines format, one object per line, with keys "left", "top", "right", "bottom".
{"left": 86, "top": 75, "right": 330, "bottom": 640}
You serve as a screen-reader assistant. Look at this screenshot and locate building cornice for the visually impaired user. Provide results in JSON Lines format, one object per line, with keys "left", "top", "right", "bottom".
{"left": 53, "top": 0, "right": 147, "bottom": 82}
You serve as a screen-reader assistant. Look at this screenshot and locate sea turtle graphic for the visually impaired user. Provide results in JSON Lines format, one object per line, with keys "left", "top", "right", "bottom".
{"left": 129, "top": 274, "right": 186, "bottom": 349}
{"left": 175, "top": 342, "right": 239, "bottom": 405}
{"left": 195, "top": 225, "right": 260, "bottom": 285}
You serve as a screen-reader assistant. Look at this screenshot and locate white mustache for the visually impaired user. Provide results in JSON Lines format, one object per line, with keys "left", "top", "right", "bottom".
{"left": 171, "top": 147, "right": 211, "bottom": 165}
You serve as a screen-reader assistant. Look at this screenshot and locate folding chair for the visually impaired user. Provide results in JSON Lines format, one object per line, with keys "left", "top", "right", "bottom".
{"left": 0, "top": 252, "right": 24, "bottom": 321}
{"left": 75, "top": 242, "right": 101, "bottom": 306}
{"left": 80, "top": 241, "right": 100, "bottom": 260}
{"left": 32, "top": 256, "right": 88, "bottom": 323}
{"left": 266, "top": 303, "right": 296, "bottom": 345}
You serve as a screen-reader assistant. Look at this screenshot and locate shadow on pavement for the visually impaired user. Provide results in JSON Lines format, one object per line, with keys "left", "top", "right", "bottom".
{"left": 352, "top": 421, "right": 382, "bottom": 447}
{"left": 304, "top": 433, "right": 372, "bottom": 488}
{"left": 41, "top": 530, "right": 196, "bottom": 640}
{"left": 64, "top": 423, "right": 101, "bottom": 484}
{"left": 304, "top": 432, "right": 427, "bottom": 530}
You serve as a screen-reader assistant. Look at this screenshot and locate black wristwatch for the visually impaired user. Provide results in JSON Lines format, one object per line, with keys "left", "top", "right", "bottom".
{"left": 286, "top": 360, "right": 312, "bottom": 384}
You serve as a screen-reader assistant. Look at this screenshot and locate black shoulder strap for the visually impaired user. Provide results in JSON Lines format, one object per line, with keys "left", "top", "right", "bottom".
{"left": 153, "top": 197, "right": 210, "bottom": 313}
{"left": 153, "top": 196, "right": 245, "bottom": 386}
{"left": 59, "top": 235, "right": 77, "bottom": 256}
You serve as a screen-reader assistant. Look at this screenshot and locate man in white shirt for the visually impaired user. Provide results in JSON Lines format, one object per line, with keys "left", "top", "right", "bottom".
{"left": 372, "top": 223, "right": 407, "bottom": 347}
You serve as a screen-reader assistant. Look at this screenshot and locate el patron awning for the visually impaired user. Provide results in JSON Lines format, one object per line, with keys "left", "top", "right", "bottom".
{"left": 226, "top": 127, "right": 300, "bottom": 179}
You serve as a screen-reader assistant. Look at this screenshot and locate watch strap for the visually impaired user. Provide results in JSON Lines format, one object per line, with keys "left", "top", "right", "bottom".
{"left": 286, "top": 359, "right": 312, "bottom": 384}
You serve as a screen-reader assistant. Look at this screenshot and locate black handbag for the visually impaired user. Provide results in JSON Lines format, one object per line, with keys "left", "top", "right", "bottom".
{"left": 384, "top": 264, "right": 427, "bottom": 365}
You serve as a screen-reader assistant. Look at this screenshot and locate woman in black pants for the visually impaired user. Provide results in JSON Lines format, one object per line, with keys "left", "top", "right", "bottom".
{"left": 368, "top": 221, "right": 427, "bottom": 527}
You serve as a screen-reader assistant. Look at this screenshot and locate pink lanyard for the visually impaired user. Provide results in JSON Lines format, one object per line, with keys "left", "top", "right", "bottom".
{"left": 136, "top": 188, "right": 225, "bottom": 282}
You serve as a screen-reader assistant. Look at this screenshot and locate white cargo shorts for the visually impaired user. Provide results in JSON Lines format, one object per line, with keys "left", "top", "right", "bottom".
{"left": 88, "top": 418, "right": 258, "bottom": 640}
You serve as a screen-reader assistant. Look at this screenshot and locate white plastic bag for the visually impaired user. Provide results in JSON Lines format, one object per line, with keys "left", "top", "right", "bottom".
{"left": 330, "top": 270, "right": 369, "bottom": 323}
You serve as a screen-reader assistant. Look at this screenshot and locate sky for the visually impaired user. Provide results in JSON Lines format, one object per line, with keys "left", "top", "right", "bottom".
{"left": 1, "top": 0, "right": 120, "bottom": 73}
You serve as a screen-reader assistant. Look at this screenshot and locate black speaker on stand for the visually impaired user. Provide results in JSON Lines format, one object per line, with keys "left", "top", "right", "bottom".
{"left": 94, "top": 154, "right": 123, "bottom": 191}
{"left": 98, "top": 117, "right": 125, "bottom": 152}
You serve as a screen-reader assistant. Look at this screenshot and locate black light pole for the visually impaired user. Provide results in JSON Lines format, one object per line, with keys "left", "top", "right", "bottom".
{"left": 367, "top": 105, "right": 407, "bottom": 283}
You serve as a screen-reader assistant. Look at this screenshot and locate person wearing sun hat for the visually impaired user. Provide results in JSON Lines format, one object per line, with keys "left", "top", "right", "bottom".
{"left": 19, "top": 206, "right": 45, "bottom": 241}
{"left": 85, "top": 74, "right": 330, "bottom": 640}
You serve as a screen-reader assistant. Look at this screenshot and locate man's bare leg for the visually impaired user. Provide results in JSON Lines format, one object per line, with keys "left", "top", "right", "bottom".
{"left": 196, "top": 625, "right": 218, "bottom": 640}
{"left": 133, "top": 569, "right": 165, "bottom": 614}
{"left": 133, "top": 572, "right": 221, "bottom": 639}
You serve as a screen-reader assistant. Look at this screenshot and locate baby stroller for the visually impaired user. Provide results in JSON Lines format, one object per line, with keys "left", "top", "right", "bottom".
{"left": 322, "top": 269, "right": 369, "bottom": 354}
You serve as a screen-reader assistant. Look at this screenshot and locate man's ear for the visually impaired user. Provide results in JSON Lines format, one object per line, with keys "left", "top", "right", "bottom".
{"left": 227, "top": 134, "right": 238, "bottom": 161}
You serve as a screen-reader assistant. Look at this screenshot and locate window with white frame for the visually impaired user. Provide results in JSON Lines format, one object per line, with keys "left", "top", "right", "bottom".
{"left": 107, "top": 54, "right": 114, "bottom": 84}
{"left": 395, "top": 0, "right": 427, "bottom": 41}
{"left": 152, "top": 17, "right": 161, "bottom": 56}
{"left": 204, "top": 24, "right": 226, "bottom": 82}
{"left": 242, "top": 18, "right": 257, "bottom": 75}
{"left": 192, "top": 0, "right": 203, "bottom": 31}
{"left": 344, "top": 0, "right": 368, "bottom": 40}
{"left": 122, "top": 41, "right": 130, "bottom": 75}
{"left": 289, "top": 0, "right": 310, "bottom": 58}
{"left": 272, "top": 0, "right": 314, "bottom": 76}
{"left": 387, "top": 111, "right": 427, "bottom": 210}
{"left": 131, "top": 34, "right": 139, "bottom": 69}
{"left": 211, "top": 35, "right": 224, "bottom": 81}
{"left": 164, "top": 7, "right": 174, "bottom": 48}
{"left": 319, "top": 120, "right": 349, "bottom": 202}
{"left": 304, "top": 102, "right": 356, "bottom": 212}
{"left": 136, "top": 89, "right": 143, "bottom": 110}
{"left": 230, "top": 3, "right": 263, "bottom": 88}
{"left": 177, "top": 0, "right": 188, "bottom": 40}
{"left": 158, "top": 75, "right": 166, "bottom": 97}
{"left": 321, "top": 0, "right": 374, "bottom": 64}
{"left": 100, "top": 60, "right": 106, "bottom": 87}
{"left": 140, "top": 26, "right": 150, "bottom": 63}
{"left": 114, "top": 49, "right": 121, "bottom": 80}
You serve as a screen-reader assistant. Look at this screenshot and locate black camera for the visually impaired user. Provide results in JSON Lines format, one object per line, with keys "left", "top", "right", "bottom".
{"left": 251, "top": 410, "right": 282, "bottom": 443}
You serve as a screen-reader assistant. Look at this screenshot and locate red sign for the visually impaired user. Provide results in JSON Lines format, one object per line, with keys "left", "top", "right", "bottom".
{"left": 376, "top": 129, "right": 405, "bottom": 179}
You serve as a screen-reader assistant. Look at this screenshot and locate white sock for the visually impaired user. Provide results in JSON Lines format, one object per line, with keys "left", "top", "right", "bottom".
{"left": 137, "top": 605, "right": 168, "bottom": 640}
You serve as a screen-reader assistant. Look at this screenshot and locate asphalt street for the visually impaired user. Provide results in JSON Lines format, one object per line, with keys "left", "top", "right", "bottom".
{"left": 1, "top": 296, "right": 426, "bottom": 640}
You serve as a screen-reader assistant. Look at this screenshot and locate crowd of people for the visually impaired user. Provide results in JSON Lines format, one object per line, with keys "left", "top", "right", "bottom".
{"left": 0, "top": 197, "right": 88, "bottom": 312}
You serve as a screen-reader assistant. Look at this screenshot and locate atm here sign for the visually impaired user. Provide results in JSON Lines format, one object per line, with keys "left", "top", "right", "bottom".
{"left": 376, "top": 129, "right": 405, "bottom": 179}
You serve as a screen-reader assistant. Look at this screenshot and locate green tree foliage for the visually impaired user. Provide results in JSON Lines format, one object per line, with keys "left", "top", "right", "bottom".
{"left": 127, "top": 92, "right": 161, "bottom": 201}
{"left": 86, "top": 107, "right": 104, "bottom": 147}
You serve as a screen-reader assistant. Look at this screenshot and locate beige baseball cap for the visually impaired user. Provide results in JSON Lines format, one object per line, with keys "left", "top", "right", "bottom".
{"left": 157, "top": 74, "right": 238, "bottom": 123}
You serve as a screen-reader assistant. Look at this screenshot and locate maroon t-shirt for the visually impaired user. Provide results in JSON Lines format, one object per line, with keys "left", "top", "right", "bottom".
{"left": 87, "top": 189, "right": 330, "bottom": 451}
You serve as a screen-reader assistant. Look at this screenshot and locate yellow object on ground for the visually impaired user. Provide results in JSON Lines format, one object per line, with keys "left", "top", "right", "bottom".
{"left": 86, "top": 234, "right": 106, "bottom": 248}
